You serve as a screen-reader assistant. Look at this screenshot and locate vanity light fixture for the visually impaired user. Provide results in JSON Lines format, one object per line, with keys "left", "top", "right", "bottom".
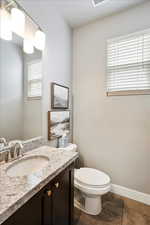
{"left": 23, "top": 39, "right": 34, "bottom": 54}
{"left": 34, "top": 30, "right": 46, "bottom": 51}
{"left": 0, "top": 1, "right": 45, "bottom": 52}
{"left": 11, "top": 7, "right": 25, "bottom": 37}
{"left": 0, "top": 8, "right": 12, "bottom": 40}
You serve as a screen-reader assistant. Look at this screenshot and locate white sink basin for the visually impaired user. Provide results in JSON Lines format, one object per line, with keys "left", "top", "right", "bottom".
{"left": 6, "top": 155, "right": 49, "bottom": 177}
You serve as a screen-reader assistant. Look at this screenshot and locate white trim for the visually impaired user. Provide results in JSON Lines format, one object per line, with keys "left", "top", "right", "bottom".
{"left": 27, "top": 96, "right": 42, "bottom": 101}
{"left": 111, "top": 184, "right": 150, "bottom": 206}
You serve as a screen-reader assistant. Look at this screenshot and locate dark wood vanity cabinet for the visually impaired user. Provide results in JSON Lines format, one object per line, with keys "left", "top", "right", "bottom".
{"left": 2, "top": 163, "right": 74, "bottom": 225}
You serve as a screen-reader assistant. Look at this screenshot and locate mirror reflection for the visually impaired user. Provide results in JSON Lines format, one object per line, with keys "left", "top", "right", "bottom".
{"left": 0, "top": 33, "right": 43, "bottom": 142}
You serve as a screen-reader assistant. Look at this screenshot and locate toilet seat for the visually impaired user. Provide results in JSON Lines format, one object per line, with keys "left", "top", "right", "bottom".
{"left": 75, "top": 179, "right": 111, "bottom": 196}
{"left": 75, "top": 168, "right": 111, "bottom": 188}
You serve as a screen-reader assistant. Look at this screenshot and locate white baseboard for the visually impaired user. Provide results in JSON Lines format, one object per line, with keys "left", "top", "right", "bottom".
{"left": 111, "top": 184, "right": 150, "bottom": 206}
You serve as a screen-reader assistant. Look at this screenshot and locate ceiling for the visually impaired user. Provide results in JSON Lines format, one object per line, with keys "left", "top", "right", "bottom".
{"left": 21, "top": 0, "right": 148, "bottom": 28}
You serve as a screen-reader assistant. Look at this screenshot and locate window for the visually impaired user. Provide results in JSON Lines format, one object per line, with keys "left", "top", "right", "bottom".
{"left": 107, "top": 29, "right": 150, "bottom": 96}
{"left": 27, "top": 60, "right": 42, "bottom": 99}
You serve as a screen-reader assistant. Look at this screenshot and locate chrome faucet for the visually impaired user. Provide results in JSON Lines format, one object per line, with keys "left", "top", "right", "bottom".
{"left": 9, "top": 141, "right": 24, "bottom": 160}
{"left": 13, "top": 142, "right": 24, "bottom": 158}
{"left": 1, "top": 141, "right": 24, "bottom": 163}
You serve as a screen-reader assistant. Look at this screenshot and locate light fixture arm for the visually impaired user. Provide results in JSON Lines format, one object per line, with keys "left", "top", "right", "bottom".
{"left": 2, "top": 0, "right": 43, "bottom": 32}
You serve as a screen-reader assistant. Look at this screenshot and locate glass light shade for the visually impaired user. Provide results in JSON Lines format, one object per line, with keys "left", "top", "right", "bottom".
{"left": 0, "top": 8, "right": 12, "bottom": 40}
{"left": 11, "top": 8, "right": 25, "bottom": 37}
{"left": 23, "top": 39, "right": 34, "bottom": 54}
{"left": 34, "top": 30, "right": 45, "bottom": 51}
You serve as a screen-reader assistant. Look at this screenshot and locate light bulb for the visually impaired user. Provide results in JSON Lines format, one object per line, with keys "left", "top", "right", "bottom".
{"left": 23, "top": 39, "right": 34, "bottom": 54}
{"left": 34, "top": 30, "right": 45, "bottom": 51}
{"left": 11, "top": 8, "right": 25, "bottom": 37}
{"left": 0, "top": 8, "right": 12, "bottom": 40}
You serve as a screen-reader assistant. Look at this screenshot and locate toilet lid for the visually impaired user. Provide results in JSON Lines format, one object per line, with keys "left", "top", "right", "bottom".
{"left": 75, "top": 168, "right": 110, "bottom": 188}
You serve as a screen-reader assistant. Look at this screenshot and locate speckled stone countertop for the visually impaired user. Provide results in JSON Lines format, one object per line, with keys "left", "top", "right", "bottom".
{"left": 0, "top": 145, "right": 78, "bottom": 224}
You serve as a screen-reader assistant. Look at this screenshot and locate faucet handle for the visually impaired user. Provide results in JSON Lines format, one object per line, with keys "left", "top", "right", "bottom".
{"left": 0, "top": 138, "right": 7, "bottom": 146}
{"left": 14, "top": 142, "right": 24, "bottom": 157}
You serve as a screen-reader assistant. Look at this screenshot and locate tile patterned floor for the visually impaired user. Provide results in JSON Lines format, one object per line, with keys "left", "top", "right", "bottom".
{"left": 74, "top": 193, "right": 150, "bottom": 225}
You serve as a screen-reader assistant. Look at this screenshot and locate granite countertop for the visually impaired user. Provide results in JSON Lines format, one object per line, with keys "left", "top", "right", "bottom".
{"left": 0, "top": 145, "right": 78, "bottom": 224}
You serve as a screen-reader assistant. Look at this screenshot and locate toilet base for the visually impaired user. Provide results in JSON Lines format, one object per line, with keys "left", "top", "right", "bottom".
{"left": 75, "top": 195, "right": 102, "bottom": 215}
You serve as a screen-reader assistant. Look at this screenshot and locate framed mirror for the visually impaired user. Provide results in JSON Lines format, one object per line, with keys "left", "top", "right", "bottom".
{"left": 0, "top": 0, "right": 45, "bottom": 143}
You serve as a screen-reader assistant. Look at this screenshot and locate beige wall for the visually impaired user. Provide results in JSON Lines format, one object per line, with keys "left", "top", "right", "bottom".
{"left": 73, "top": 2, "right": 150, "bottom": 194}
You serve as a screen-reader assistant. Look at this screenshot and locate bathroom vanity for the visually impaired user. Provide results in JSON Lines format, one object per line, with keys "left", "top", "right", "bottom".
{"left": 0, "top": 146, "right": 78, "bottom": 225}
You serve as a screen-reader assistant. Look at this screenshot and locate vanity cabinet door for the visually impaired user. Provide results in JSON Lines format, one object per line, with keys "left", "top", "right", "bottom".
{"left": 42, "top": 165, "right": 74, "bottom": 225}
{"left": 42, "top": 185, "right": 53, "bottom": 225}
{"left": 52, "top": 166, "right": 74, "bottom": 225}
{"left": 52, "top": 172, "right": 69, "bottom": 225}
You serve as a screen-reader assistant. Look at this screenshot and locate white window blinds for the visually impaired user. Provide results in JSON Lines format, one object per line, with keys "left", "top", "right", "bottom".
{"left": 107, "top": 29, "right": 150, "bottom": 95}
{"left": 27, "top": 61, "right": 42, "bottom": 98}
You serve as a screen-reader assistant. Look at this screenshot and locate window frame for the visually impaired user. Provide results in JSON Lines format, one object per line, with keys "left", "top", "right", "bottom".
{"left": 26, "top": 59, "right": 42, "bottom": 100}
{"left": 106, "top": 28, "right": 150, "bottom": 96}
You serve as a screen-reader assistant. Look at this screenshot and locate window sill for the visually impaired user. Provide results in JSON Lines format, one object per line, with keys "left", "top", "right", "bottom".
{"left": 106, "top": 90, "right": 150, "bottom": 96}
{"left": 27, "top": 96, "right": 42, "bottom": 101}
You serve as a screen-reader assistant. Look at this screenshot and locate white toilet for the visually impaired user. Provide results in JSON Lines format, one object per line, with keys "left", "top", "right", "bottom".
{"left": 59, "top": 144, "right": 111, "bottom": 215}
{"left": 74, "top": 168, "right": 111, "bottom": 215}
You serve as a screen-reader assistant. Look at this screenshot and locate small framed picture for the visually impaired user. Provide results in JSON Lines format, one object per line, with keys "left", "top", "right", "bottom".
{"left": 51, "top": 83, "right": 69, "bottom": 109}
{"left": 48, "top": 111, "right": 70, "bottom": 140}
